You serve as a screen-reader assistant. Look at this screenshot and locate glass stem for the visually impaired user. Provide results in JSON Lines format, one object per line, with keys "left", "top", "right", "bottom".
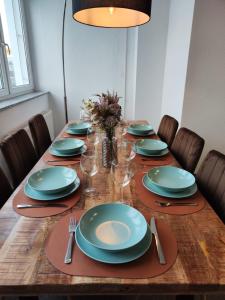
{"left": 120, "top": 185, "right": 124, "bottom": 203}
{"left": 87, "top": 175, "right": 92, "bottom": 190}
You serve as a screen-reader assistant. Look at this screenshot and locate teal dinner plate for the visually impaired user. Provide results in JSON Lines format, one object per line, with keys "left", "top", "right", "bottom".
{"left": 147, "top": 166, "right": 195, "bottom": 192}
{"left": 67, "top": 122, "right": 91, "bottom": 134}
{"left": 142, "top": 174, "right": 197, "bottom": 199}
{"left": 79, "top": 203, "right": 147, "bottom": 251}
{"left": 128, "top": 124, "right": 153, "bottom": 135}
{"left": 49, "top": 145, "right": 87, "bottom": 157}
{"left": 24, "top": 177, "right": 80, "bottom": 201}
{"left": 51, "top": 138, "right": 84, "bottom": 154}
{"left": 135, "top": 139, "right": 168, "bottom": 155}
{"left": 134, "top": 146, "right": 169, "bottom": 157}
{"left": 28, "top": 167, "right": 77, "bottom": 194}
{"left": 75, "top": 224, "right": 152, "bottom": 264}
{"left": 127, "top": 128, "right": 155, "bottom": 136}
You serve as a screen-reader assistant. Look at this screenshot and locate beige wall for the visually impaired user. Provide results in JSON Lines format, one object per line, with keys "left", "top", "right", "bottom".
{"left": 182, "top": 0, "right": 225, "bottom": 165}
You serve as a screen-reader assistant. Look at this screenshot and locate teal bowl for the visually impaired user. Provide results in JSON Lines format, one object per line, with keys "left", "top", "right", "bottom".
{"left": 147, "top": 166, "right": 195, "bottom": 193}
{"left": 67, "top": 122, "right": 91, "bottom": 134}
{"left": 28, "top": 167, "right": 77, "bottom": 195}
{"left": 135, "top": 139, "right": 168, "bottom": 154}
{"left": 128, "top": 124, "right": 153, "bottom": 135}
{"left": 51, "top": 138, "right": 84, "bottom": 154}
{"left": 79, "top": 203, "right": 147, "bottom": 251}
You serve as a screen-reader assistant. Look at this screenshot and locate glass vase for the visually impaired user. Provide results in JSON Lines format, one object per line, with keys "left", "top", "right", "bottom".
{"left": 102, "top": 129, "right": 117, "bottom": 168}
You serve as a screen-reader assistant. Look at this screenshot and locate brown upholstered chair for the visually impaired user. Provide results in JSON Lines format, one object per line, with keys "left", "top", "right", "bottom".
{"left": 29, "top": 114, "right": 51, "bottom": 157}
{"left": 157, "top": 115, "right": 178, "bottom": 147}
{"left": 0, "top": 129, "right": 38, "bottom": 188}
{"left": 196, "top": 150, "right": 225, "bottom": 223}
{"left": 171, "top": 127, "right": 204, "bottom": 173}
{"left": 0, "top": 167, "right": 13, "bottom": 208}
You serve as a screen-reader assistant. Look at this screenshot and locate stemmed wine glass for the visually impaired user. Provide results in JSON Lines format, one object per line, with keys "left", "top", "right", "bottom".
{"left": 86, "top": 127, "right": 100, "bottom": 149}
{"left": 116, "top": 140, "right": 136, "bottom": 164}
{"left": 111, "top": 161, "right": 133, "bottom": 205}
{"left": 80, "top": 150, "right": 98, "bottom": 195}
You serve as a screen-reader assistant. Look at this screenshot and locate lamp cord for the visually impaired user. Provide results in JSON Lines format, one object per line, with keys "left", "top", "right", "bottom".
{"left": 62, "top": 0, "right": 68, "bottom": 123}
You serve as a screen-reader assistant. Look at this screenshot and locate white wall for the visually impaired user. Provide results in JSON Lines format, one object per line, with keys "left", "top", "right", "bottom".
{"left": 161, "top": 0, "right": 195, "bottom": 124}
{"left": 182, "top": 0, "right": 225, "bottom": 162}
{"left": 24, "top": 0, "right": 127, "bottom": 135}
{"left": 135, "top": 0, "right": 171, "bottom": 129}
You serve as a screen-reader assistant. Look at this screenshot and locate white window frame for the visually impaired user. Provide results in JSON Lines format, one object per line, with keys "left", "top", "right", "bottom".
{"left": 0, "top": 0, "right": 34, "bottom": 100}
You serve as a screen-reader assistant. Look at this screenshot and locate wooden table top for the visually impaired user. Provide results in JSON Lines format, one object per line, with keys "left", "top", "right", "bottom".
{"left": 0, "top": 122, "right": 225, "bottom": 296}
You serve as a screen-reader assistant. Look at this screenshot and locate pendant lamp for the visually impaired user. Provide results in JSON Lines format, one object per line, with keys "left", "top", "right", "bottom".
{"left": 72, "top": 0, "right": 152, "bottom": 28}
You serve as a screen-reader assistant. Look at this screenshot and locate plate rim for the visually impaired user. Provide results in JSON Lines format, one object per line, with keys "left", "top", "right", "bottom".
{"left": 142, "top": 174, "right": 197, "bottom": 199}
{"left": 75, "top": 224, "right": 152, "bottom": 264}
{"left": 24, "top": 177, "right": 80, "bottom": 201}
{"left": 49, "top": 145, "right": 87, "bottom": 157}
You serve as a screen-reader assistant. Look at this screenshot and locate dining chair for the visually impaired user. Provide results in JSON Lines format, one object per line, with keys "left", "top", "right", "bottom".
{"left": 157, "top": 115, "right": 179, "bottom": 147}
{"left": 0, "top": 167, "right": 13, "bottom": 208}
{"left": 29, "top": 113, "right": 52, "bottom": 157}
{"left": 196, "top": 150, "right": 225, "bottom": 223}
{"left": 170, "top": 127, "right": 204, "bottom": 173}
{"left": 0, "top": 129, "right": 38, "bottom": 188}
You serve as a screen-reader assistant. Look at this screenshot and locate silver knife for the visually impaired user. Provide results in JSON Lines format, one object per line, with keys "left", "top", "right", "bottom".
{"left": 150, "top": 217, "right": 166, "bottom": 265}
{"left": 17, "top": 203, "right": 68, "bottom": 209}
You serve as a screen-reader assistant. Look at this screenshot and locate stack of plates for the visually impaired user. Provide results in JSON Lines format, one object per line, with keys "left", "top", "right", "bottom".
{"left": 135, "top": 139, "right": 169, "bottom": 157}
{"left": 143, "top": 166, "right": 197, "bottom": 198}
{"left": 127, "top": 124, "right": 154, "bottom": 136}
{"left": 49, "top": 138, "right": 86, "bottom": 157}
{"left": 66, "top": 122, "right": 91, "bottom": 135}
{"left": 75, "top": 203, "right": 152, "bottom": 264}
{"left": 24, "top": 166, "right": 80, "bottom": 200}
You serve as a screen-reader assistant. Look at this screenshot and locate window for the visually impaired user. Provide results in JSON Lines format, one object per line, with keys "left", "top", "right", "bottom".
{"left": 0, "top": 0, "right": 33, "bottom": 100}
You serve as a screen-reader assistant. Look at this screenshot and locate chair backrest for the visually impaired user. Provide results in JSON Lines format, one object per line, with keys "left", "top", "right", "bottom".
{"left": 196, "top": 150, "right": 225, "bottom": 223}
{"left": 0, "top": 129, "right": 38, "bottom": 188}
{"left": 171, "top": 127, "right": 204, "bottom": 173}
{"left": 0, "top": 167, "right": 13, "bottom": 208}
{"left": 29, "top": 114, "right": 51, "bottom": 157}
{"left": 157, "top": 115, "right": 178, "bottom": 147}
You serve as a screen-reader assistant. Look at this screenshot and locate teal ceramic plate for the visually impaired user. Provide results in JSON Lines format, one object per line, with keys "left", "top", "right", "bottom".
{"left": 28, "top": 167, "right": 77, "bottom": 194}
{"left": 128, "top": 124, "right": 153, "bottom": 135}
{"left": 75, "top": 224, "right": 152, "bottom": 264}
{"left": 135, "top": 139, "right": 168, "bottom": 154}
{"left": 127, "top": 128, "right": 155, "bottom": 136}
{"left": 24, "top": 177, "right": 80, "bottom": 201}
{"left": 67, "top": 122, "right": 91, "bottom": 134}
{"left": 49, "top": 145, "right": 87, "bottom": 157}
{"left": 148, "top": 166, "right": 195, "bottom": 192}
{"left": 142, "top": 174, "right": 197, "bottom": 199}
{"left": 79, "top": 203, "right": 147, "bottom": 251}
{"left": 51, "top": 138, "right": 84, "bottom": 154}
{"left": 134, "top": 146, "right": 169, "bottom": 157}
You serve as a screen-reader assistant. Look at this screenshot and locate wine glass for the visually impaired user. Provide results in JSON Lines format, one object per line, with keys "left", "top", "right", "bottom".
{"left": 117, "top": 140, "right": 136, "bottom": 164}
{"left": 111, "top": 161, "right": 132, "bottom": 205}
{"left": 80, "top": 150, "right": 98, "bottom": 195}
{"left": 86, "top": 127, "right": 100, "bottom": 149}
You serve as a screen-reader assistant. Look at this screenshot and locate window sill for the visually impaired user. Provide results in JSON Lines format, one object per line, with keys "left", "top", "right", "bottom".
{"left": 0, "top": 91, "right": 49, "bottom": 112}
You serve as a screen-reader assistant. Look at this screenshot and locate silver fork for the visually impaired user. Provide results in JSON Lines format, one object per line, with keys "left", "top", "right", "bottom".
{"left": 64, "top": 217, "right": 76, "bottom": 264}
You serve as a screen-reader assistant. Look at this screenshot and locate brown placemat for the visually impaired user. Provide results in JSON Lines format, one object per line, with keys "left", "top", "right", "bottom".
{"left": 135, "top": 173, "right": 205, "bottom": 215}
{"left": 61, "top": 132, "right": 87, "bottom": 139}
{"left": 42, "top": 151, "right": 81, "bottom": 166}
{"left": 13, "top": 184, "right": 82, "bottom": 218}
{"left": 124, "top": 133, "right": 158, "bottom": 142}
{"left": 45, "top": 210, "right": 177, "bottom": 278}
{"left": 134, "top": 153, "right": 175, "bottom": 166}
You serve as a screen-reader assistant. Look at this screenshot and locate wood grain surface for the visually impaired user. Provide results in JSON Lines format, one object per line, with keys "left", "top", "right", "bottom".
{"left": 0, "top": 121, "right": 224, "bottom": 296}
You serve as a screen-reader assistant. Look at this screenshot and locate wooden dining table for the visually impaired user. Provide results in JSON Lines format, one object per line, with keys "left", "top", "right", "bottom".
{"left": 0, "top": 121, "right": 225, "bottom": 297}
